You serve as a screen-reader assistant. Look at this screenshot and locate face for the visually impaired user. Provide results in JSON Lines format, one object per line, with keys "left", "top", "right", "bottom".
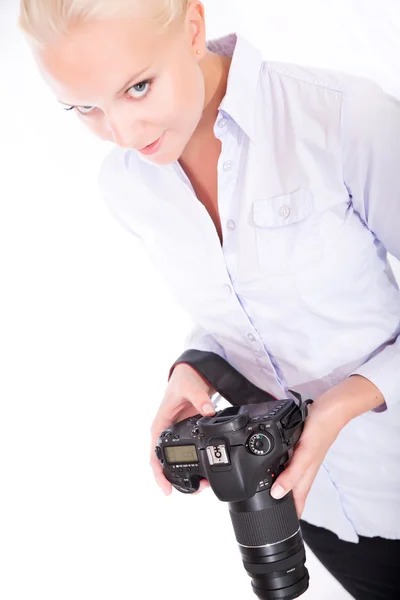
{"left": 34, "top": 6, "right": 207, "bottom": 165}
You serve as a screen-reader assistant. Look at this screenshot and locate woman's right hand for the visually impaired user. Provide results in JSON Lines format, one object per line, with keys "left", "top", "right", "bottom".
{"left": 150, "top": 362, "right": 216, "bottom": 496}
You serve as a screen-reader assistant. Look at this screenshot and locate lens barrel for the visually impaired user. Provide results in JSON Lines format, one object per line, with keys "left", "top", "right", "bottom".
{"left": 229, "top": 490, "right": 309, "bottom": 600}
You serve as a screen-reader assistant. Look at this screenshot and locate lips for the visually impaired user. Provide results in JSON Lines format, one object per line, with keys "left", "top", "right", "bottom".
{"left": 137, "top": 132, "right": 165, "bottom": 155}
{"left": 141, "top": 140, "right": 155, "bottom": 150}
{"left": 140, "top": 137, "right": 160, "bottom": 150}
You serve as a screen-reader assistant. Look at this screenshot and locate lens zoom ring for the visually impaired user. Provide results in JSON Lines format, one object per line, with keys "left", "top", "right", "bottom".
{"left": 229, "top": 494, "right": 299, "bottom": 547}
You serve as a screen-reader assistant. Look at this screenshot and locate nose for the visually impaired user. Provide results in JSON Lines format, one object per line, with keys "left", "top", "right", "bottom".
{"left": 106, "top": 111, "right": 142, "bottom": 149}
{"left": 109, "top": 122, "right": 136, "bottom": 149}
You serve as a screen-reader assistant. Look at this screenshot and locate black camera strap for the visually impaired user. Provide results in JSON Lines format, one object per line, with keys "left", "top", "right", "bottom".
{"left": 169, "top": 350, "right": 314, "bottom": 412}
{"left": 169, "top": 350, "right": 276, "bottom": 405}
{"left": 169, "top": 350, "right": 313, "bottom": 411}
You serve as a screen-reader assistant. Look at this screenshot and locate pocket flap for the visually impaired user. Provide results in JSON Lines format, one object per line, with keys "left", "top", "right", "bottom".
{"left": 253, "top": 188, "right": 314, "bottom": 228}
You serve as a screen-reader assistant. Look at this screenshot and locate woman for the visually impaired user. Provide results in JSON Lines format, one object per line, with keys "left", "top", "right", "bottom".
{"left": 19, "top": 1, "right": 400, "bottom": 598}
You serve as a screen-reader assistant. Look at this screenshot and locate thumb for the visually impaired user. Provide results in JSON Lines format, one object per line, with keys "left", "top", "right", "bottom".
{"left": 189, "top": 389, "right": 216, "bottom": 416}
{"left": 270, "top": 442, "right": 312, "bottom": 500}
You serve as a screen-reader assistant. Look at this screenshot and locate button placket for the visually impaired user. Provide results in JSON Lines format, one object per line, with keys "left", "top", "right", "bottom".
{"left": 223, "top": 160, "right": 233, "bottom": 172}
{"left": 218, "top": 143, "right": 239, "bottom": 244}
{"left": 216, "top": 121, "right": 235, "bottom": 231}
{"left": 216, "top": 309, "right": 286, "bottom": 392}
{"left": 242, "top": 332, "right": 268, "bottom": 368}
{"left": 223, "top": 283, "right": 233, "bottom": 297}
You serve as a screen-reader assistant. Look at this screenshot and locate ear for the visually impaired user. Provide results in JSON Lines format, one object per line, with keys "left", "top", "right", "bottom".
{"left": 185, "top": 1, "right": 206, "bottom": 59}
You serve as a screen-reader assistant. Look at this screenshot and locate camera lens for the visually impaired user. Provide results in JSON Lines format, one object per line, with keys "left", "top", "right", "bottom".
{"left": 229, "top": 490, "right": 309, "bottom": 599}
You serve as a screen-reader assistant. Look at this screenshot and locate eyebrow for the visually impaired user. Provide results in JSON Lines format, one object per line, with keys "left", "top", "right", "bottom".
{"left": 58, "top": 65, "right": 151, "bottom": 108}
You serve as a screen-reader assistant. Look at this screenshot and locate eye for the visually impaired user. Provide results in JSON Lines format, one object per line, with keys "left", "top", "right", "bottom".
{"left": 126, "top": 79, "right": 152, "bottom": 99}
{"left": 62, "top": 105, "right": 95, "bottom": 116}
{"left": 61, "top": 79, "right": 152, "bottom": 116}
{"left": 76, "top": 105, "right": 95, "bottom": 115}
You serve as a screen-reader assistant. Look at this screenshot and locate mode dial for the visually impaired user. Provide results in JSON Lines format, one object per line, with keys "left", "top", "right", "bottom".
{"left": 248, "top": 432, "right": 273, "bottom": 456}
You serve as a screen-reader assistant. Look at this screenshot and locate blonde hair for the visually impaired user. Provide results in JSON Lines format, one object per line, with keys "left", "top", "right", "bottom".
{"left": 18, "top": 0, "right": 191, "bottom": 48}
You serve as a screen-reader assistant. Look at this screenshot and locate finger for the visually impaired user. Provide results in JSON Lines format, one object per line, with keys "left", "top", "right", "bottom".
{"left": 150, "top": 418, "right": 171, "bottom": 478}
{"left": 174, "top": 403, "right": 205, "bottom": 423}
{"left": 150, "top": 453, "right": 172, "bottom": 495}
{"left": 190, "top": 479, "right": 211, "bottom": 496}
{"left": 150, "top": 391, "right": 215, "bottom": 447}
{"left": 150, "top": 392, "right": 215, "bottom": 496}
{"left": 292, "top": 463, "right": 320, "bottom": 518}
{"left": 150, "top": 410, "right": 176, "bottom": 448}
{"left": 199, "top": 479, "right": 210, "bottom": 492}
{"left": 150, "top": 459, "right": 172, "bottom": 495}
{"left": 185, "top": 389, "right": 216, "bottom": 417}
{"left": 270, "top": 441, "right": 313, "bottom": 500}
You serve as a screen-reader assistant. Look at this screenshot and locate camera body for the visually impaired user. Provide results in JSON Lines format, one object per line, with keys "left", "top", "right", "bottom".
{"left": 156, "top": 399, "right": 306, "bottom": 502}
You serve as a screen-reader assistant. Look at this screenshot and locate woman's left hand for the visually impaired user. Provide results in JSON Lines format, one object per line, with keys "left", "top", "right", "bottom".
{"left": 269, "top": 374, "right": 385, "bottom": 518}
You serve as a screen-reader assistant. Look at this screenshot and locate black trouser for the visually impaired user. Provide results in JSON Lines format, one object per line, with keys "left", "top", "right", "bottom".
{"left": 299, "top": 520, "right": 400, "bottom": 600}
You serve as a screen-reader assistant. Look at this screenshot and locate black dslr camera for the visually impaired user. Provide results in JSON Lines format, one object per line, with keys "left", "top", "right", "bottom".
{"left": 155, "top": 350, "right": 313, "bottom": 600}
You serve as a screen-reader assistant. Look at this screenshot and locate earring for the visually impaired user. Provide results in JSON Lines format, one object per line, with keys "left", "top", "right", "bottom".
{"left": 196, "top": 49, "right": 201, "bottom": 55}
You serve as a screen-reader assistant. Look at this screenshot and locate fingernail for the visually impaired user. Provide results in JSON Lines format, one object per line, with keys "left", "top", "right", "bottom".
{"left": 271, "top": 484, "right": 286, "bottom": 499}
{"left": 202, "top": 404, "right": 214, "bottom": 415}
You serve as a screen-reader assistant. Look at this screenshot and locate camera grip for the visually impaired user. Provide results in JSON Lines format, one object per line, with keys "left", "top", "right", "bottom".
{"left": 168, "top": 474, "right": 201, "bottom": 494}
{"left": 229, "top": 491, "right": 299, "bottom": 547}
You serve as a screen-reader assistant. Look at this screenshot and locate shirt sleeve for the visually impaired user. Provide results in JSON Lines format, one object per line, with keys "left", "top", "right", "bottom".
{"left": 183, "top": 324, "right": 227, "bottom": 359}
{"left": 341, "top": 76, "right": 400, "bottom": 409}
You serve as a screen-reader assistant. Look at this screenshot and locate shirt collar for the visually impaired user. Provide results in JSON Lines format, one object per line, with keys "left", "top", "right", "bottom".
{"left": 207, "top": 32, "right": 263, "bottom": 142}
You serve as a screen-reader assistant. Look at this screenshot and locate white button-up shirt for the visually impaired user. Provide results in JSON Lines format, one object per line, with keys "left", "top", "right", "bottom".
{"left": 99, "top": 33, "right": 400, "bottom": 543}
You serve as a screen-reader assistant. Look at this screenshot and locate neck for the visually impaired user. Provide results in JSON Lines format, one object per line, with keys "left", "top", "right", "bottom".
{"left": 196, "top": 50, "right": 231, "bottom": 137}
{"left": 179, "top": 51, "right": 231, "bottom": 166}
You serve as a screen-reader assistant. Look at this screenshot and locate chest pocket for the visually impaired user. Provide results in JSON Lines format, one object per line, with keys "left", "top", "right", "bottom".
{"left": 253, "top": 188, "right": 322, "bottom": 275}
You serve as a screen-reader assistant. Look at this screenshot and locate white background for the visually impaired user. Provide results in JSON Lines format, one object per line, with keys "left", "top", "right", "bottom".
{"left": 1, "top": 1, "right": 399, "bottom": 599}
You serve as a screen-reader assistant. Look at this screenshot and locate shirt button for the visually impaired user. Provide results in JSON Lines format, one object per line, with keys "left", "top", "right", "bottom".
{"left": 248, "top": 333, "right": 256, "bottom": 341}
{"left": 278, "top": 205, "right": 291, "bottom": 218}
{"left": 223, "top": 160, "right": 233, "bottom": 171}
{"left": 218, "top": 117, "right": 228, "bottom": 128}
{"left": 223, "top": 284, "right": 233, "bottom": 297}
{"left": 227, "top": 220, "right": 236, "bottom": 231}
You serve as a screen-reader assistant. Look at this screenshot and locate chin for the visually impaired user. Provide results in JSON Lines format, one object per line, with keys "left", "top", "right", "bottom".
{"left": 144, "top": 152, "right": 176, "bottom": 167}
{"left": 149, "top": 140, "right": 186, "bottom": 166}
